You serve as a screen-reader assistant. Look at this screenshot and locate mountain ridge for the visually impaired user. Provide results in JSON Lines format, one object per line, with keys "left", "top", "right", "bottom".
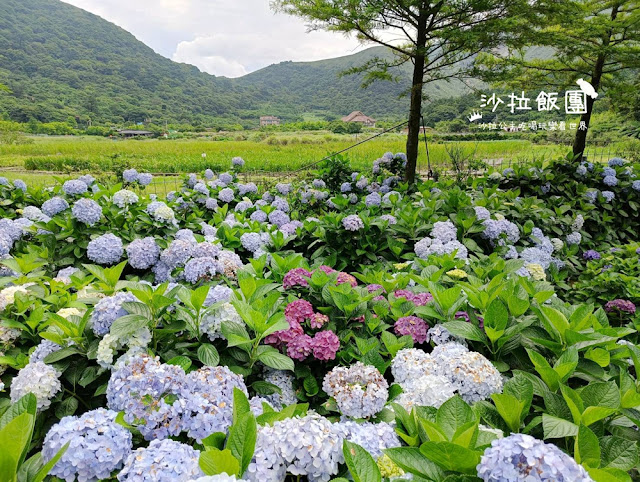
{"left": 0, "top": 0, "right": 469, "bottom": 128}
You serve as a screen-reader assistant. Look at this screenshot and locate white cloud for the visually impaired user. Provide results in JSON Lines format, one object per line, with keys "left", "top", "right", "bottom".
{"left": 61, "top": 0, "right": 364, "bottom": 76}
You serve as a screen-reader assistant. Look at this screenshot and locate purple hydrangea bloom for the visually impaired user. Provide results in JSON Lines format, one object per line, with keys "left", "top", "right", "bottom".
{"left": 268, "top": 210, "right": 290, "bottom": 227}
{"left": 395, "top": 316, "right": 429, "bottom": 344}
{"left": 583, "top": 250, "right": 601, "bottom": 261}
{"left": 218, "top": 188, "right": 235, "bottom": 203}
{"left": 365, "top": 192, "right": 381, "bottom": 207}
{"left": 13, "top": 179, "right": 27, "bottom": 191}
{"left": 604, "top": 299, "right": 636, "bottom": 314}
{"left": 250, "top": 210, "right": 267, "bottom": 222}
{"left": 138, "top": 173, "right": 153, "bottom": 186}
{"left": 232, "top": 157, "right": 245, "bottom": 167}
{"left": 160, "top": 240, "right": 193, "bottom": 269}
{"left": 340, "top": 182, "right": 352, "bottom": 193}
{"left": 184, "top": 257, "right": 219, "bottom": 283}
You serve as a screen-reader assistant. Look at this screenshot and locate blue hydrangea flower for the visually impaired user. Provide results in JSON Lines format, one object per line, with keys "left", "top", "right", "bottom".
{"left": 502, "top": 168, "right": 514, "bottom": 176}
{"left": 431, "top": 220, "right": 457, "bottom": 243}
{"left": 62, "top": 179, "right": 89, "bottom": 196}
{"left": 87, "top": 233, "right": 123, "bottom": 265}
{"left": 246, "top": 414, "right": 342, "bottom": 482}
{"left": 160, "top": 240, "right": 193, "bottom": 269}
{"left": 138, "top": 173, "right": 153, "bottom": 186}
{"left": 176, "top": 229, "right": 196, "bottom": 243}
{"left": 332, "top": 421, "right": 399, "bottom": 459}
{"left": 218, "top": 188, "right": 234, "bottom": 203}
{"left": 204, "top": 284, "right": 233, "bottom": 306}
{"left": 117, "top": 439, "right": 202, "bottom": 481}
{"left": 194, "top": 182, "right": 209, "bottom": 196}
{"left": 340, "top": 182, "right": 352, "bottom": 193}
{"left": 113, "top": 189, "right": 139, "bottom": 208}
{"left": 482, "top": 219, "right": 520, "bottom": 244}
{"left": 241, "top": 232, "right": 264, "bottom": 253}
{"left": 232, "top": 157, "right": 245, "bottom": 167}
{"left": 271, "top": 197, "right": 290, "bottom": 213}
{"left": 218, "top": 173, "right": 233, "bottom": 185}
{"left": 268, "top": 210, "right": 290, "bottom": 227}
{"left": 343, "top": 214, "right": 364, "bottom": 231}
{"left": 91, "top": 291, "right": 138, "bottom": 336}
{"left": 192, "top": 242, "right": 221, "bottom": 258}
{"left": 566, "top": 232, "right": 582, "bottom": 245}
{"left": 275, "top": 183, "right": 292, "bottom": 195}
{"left": 603, "top": 175, "right": 618, "bottom": 186}
{"left": 107, "top": 355, "right": 187, "bottom": 440}
{"left": 10, "top": 361, "right": 61, "bottom": 410}
{"left": 127, "top": 237, "right": 160, "bottom": 269}
{"left": 43, "top": 408, "right": 133, "bottom": 482}
{"left": 262, "top": 369, "right": 297, "bottom": 409}
{"left": 72, "top": 198, "right": 102, "bottom": 226}
{"left": 322, "top": 363, "right": 388, "bottom": 418}
{"left": 123, "top": 169, "right": 139, "bottom": 183}
{"left": 633, "top": 180, "right": 640, "bottom": 192}
{"left": 477, "top": 433, "right": 592, "bottom": 481}
{"left": 250, "top": 210, "right": 267, "bottom": 222}
{"left": 575, "top": 165, "right": 587, "bottom": 176}
{"left": 184, "top": 257, "right": 219, "bottom": 283}
{"left": 204, "top": 169, "right": 214, "bottom": 180}
{"left": 474, "top": 206, "right": 491, "bottom": 220}
{"left": 13, "top": 179, "right": 27, "bottom": 192}
{"left": 365, "top": 192, "right": 381, "bottom": 207}
{"left": 585, "top": 189, "right": 598, "bottom": 202}
{"left": 0, "top": 177, "right": 8, "bottom": 185}
{"left": 608, "top": 157, "right": 625, "bottom": 167}
{"left": 80, "top": 174, "right": 96, "bottom": 186}
{"left": 312, "top": 179, "right": 326, "bottom": 189}
{"left": 30, "top": 339, "right": 62, "bottom": 363}
{"left": 356, "top": 177, "right": 368, "bottom": 190}
{"left": 378, "top": 214, "right": 397, "bottom": 225}
{"left": 602, "top": 167, "right": 616, "bottom": 177}
{"left": 235, "top": 200, "right": 253, "bottom": 212}
{"left": 181, "top": 366, "right": 248, "bottom": 441}
{"left": 602, "top": 190, "right": 615, "bottom": 202}
{"left": 0, "top": 218, "right": 23, "bottom": 242}
{"left": 41, "top": 197, "right": 69, "bottom": 217}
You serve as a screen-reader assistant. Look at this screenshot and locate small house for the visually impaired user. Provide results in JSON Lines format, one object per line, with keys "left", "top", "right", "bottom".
{"left": 260, "top": 116, "right": 281, "bottom": 127}
{"left": 341, "top": 111, "right": 376, "bottom": 127}
{"left": 116, "top": 129, "right": 154, "bottom": 138}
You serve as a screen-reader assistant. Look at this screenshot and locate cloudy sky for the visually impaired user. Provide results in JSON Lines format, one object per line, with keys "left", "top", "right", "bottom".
{"left": 61, "top": 0, "right": 364, "bottom": 78}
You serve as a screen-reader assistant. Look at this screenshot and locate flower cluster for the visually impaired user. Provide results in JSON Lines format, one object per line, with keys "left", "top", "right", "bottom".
{"left": 246, "top": 414, "right": 342, "bottom": 482}
{"left": 126, "top": 237, "right": 161, "bottom": 269}
{"left": 118, "top": 439, "right": 203, "bottom": 482}
{"left": 415, "top": 220, "right": 468, "bottom": 260}
{"left": 10, "top": 361, "right": 62, "bottom": 410}
{"left": 43, "top": 408, "right": 133, "bottom": 482}
{"left": 604, "top": 299, "right": 636, "bottom": 315}
{"left": 477, "top": 433, "right": 592, "bottom": 481}
{"left": 322, "top": 362, "right": 388, "bottom": 418}
{"left": 91, "top": 291, "right": 138, "bottom": 336}
{"left": 394, "top": 316, "right": 429, "bottom": 343}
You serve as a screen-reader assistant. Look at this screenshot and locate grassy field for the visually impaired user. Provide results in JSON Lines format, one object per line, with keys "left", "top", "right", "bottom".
{"left": 0, "top": 134, "right": 575, "bottom": 174}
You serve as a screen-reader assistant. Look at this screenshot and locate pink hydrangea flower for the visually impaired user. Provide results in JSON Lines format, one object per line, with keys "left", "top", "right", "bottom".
{"left": 367, "top": 284, "right": 386, "bottom": 293}
{"left": 310, "top": 313, "right": 329, "bottom": 329}
{"left": 394, "top": 316, "right": 429, "bottom": 344}
{"left": 283, "top": 268, "right": 312, "bottom": 289}
{"left": 287, "top": 334, "right": 313, "bottom": 361}
{"left": 312, "top": 331, "right": 340, "bottom": 361}
{"left": 285, "top": 299, "right": 314, "bottom": 324}
{"left": 394, "top": 289, "right": 433, "bottom": 306}
{"left": 264, "top": 320, "right": 303, "bottom": 348}
{"left": 317, "top": 265, "right": 336, "bottom": 275}
{"left": 336, "top": 272, "right": 358, "bottom": 287}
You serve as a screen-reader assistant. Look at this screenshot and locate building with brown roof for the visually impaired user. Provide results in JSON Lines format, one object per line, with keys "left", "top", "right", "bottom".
{"left": 341, "top": 111, "right": 376, "bottom": 127}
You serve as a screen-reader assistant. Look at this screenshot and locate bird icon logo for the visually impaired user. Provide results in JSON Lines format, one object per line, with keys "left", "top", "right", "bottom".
{"left": 576, "top": 79, "right": 598, "bottom": 99}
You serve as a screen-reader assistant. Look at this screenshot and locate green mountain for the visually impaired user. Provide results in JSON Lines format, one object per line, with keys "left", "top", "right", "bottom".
{"left": 0, "top": 0, "right": 471, "bottom": 128}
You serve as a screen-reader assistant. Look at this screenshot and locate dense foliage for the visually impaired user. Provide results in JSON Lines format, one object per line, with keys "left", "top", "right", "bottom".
{"left": 0, "top": 151, "right": 639, "bottom": 481}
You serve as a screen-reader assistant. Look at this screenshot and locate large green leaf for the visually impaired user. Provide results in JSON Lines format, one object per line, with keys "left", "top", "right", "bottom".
{"left": 227, "top": 412, "right": 257, "bottom": 476}
{"left": 343, "top": 440, "right": 381, "bottom": 482}
{"left": 542, "top": 414, "right": 578, "bottom": 439}
{"left": 420, "top": 442, "right": 480, "bottom": 474}
{"left": 575, "top": 424, "right": 600, "bottom": 468}
{"left": 384, "top": 447, "right": 444, "bottom": 480}
{"left": 436, "top": 396, "right": 475, "bottom": 441}
{"left": 199, "top": 448, "right": 240, "bottom": 477}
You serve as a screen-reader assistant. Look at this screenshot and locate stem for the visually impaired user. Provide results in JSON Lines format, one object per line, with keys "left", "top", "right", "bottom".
{"left": 64, "top": 388, "right": 91, "bottom": 410}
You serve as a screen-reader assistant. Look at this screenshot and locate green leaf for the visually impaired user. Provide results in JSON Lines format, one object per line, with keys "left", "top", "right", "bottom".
{"left": 257, "top": 348, "right": 294, "bottom": 371}
{"left": 484, "top": 298, "right": 508, "bottom": 342}
{"left": 32, "top": 441, "right": 69, "bottom": 482}
{"left": 587, "top": 467, "right": 632, "bottom": 482}
{"left": 527, "top": 349, "right": 560, "bottom": 391}
{"left": 542, "top": 414, "right": 578, "bottom": 439}
{"left": 420, "top": 441, "right": 480, "bottom": 474}
{"left": 600, "top": 437, "right": 638, "bottom": 470}
{"left": 436, "top": 396, "right": 475, "bottom": 441}
{"left": 581, "top": 406, "right": 616, "bottom": 427}
{"left": 581, "top": 382, "right": 620, "bottom": 409}
{"left": 232, "top": 387, "right": 251, "bottom": 425}
{"left": 492, "top": 393, "right": 524, "bottom": 432}
{"left": 227, "top": 411, "right": 257, "bottom": 475}
{"left": 0, "top": 412, "right": 34, "bottom": 475}
{"left": 109, "top": 314, "right": 147, "bottom": 338}
{"left": 442, "top": 320, "right": 488, "bottom": 343}
{"left": 384, "top": 447, "right": 445, "bottom": 480}
{"left": 553, "top": 347, "right": 578, "bottom": 381}
{"left": 575, "top": 424, "right": 600, "bottom": 468}
{"left": 0, "top": 393, "right": 36, "bottom": 431}
{"left": 166, "top": 355, "right": 192, "bottom": 371}
{"left": 197, "top": 344, "right": 220, "bottom": 367}
{"left": 199, "top": 448, "right": 240, "bottom": 477}
{"left": 122, "top": 301, "right": 152, "bottom": 320}
{"left": 343, "top": 440, "right": 381, "bottom": 482}
{"left": 201, "top": 432, "right": 227, "bottom": 451}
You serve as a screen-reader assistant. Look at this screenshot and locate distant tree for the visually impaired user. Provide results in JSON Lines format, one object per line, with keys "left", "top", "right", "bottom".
{"left": 272, "top": 0, "right": 527, "bottom": 183}
{"left": 475, "top": 0, "right": 640, "bottom": 157}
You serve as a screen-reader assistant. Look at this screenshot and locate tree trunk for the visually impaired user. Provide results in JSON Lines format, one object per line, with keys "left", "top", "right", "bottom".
{"left": 572, "top": 4, "right": 619, "bottom": 158}
{"left": 404, "top": 14, "right": 427, "bottom": 184}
